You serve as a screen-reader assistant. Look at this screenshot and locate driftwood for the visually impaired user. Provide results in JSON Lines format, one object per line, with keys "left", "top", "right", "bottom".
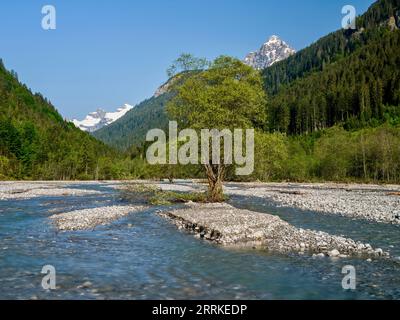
{"left": 276, "top": 190, "right": 305, "bottom": 195}
{"left": 8, "top": 189, "right": 30, "bottom": 195}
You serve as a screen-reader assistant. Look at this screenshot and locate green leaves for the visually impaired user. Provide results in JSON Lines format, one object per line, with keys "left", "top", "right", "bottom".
{"left": 167, "top": 56, "right": 267, "bottom": 132}
{"left": 166, "top": 53, "right": 210, "bottom": 78}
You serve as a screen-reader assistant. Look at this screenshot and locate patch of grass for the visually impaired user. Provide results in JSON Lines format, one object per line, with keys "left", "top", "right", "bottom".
{"left": 120, "top": 183, "right": 210, "bottom": 205}
{"left": 120, "top": 184, "right": 160, "bottom": 204}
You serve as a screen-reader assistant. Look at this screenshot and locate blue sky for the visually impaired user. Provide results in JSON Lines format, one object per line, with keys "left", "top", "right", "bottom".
{"left": 0, "top": 0, "right": 375, "bottom": 119}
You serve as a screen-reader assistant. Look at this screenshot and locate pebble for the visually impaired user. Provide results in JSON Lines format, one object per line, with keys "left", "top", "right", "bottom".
{"left": 328, "top": 249, "right": 340, "bottom": 257}
{"left": 78, "top": 281, "right": 93, "bottom": 289}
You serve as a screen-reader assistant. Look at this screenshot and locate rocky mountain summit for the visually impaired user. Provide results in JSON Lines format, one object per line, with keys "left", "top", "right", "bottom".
{"left": 244, "top": 35, "right": 296, "bottom": 70}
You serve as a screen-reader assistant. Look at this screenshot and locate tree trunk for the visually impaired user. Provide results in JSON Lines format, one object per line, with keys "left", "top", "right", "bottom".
{"left": 205, "top": 164, "right": 225, "bottom": 202}
{"left": 95, "top": 162, "right": 99, "bottom": 181}
{"left": 361, "top": 134, "right": 367, "bottom": 180}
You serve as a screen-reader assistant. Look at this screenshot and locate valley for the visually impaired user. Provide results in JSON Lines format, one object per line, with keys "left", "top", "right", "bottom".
{"left": 1, "top": 0, "right": 400, "bottom": 302}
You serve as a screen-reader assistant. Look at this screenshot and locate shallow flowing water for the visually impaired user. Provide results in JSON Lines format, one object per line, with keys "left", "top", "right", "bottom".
{"left": 0, "top": 183, "right": 399, "bottom": 300}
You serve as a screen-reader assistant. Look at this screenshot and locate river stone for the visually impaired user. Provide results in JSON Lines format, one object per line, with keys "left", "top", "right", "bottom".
{"left": 80, "top": 281, "right": 92, "bottom": 289}
{"left": 328, "top": 249, "right": 340, "bottom": 257}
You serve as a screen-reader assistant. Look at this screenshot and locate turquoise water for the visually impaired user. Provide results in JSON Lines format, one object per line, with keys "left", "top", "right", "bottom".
{"left": 0, "top": 183, "right": 399, "bottom": 300}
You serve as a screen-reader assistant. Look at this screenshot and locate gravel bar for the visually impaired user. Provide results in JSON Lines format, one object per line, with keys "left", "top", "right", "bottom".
{"left": 0, "top": 182, "right": 101, "bottom": 200}
{"left": 159, "top": 202, "right": 388, "bottom": 258}
{"left": 50, "top": 205, "right": 147, "bottom": 231}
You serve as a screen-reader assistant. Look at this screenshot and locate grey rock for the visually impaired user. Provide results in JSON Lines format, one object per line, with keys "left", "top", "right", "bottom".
{"left": 244, "top": 35, "right": 295, "bottom": 70}
{"left": 78, "top": 281, "right": 93, "bottom": 289}
{"left": 328, "top": 249, "right": 340, "bottom": 257}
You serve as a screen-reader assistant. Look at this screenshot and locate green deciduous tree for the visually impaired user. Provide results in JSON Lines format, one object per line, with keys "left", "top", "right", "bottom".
{"left": 167, "top": 56, "right": 266, "bottom": 201}
{"left": 252, "top": 131, "right": 288, "bottom": 181}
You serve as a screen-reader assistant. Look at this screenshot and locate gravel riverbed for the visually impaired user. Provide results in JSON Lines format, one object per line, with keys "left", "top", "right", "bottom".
{"left": 224, "top": 183, "right": 400, "bottom": 224}
{"left": 2, "top": 181, "right": 400, "bottom": 300}
{"left": 141, "top": 181, "right": 400, "bottom": 224}
{"left": 2, "top": 181, "right": 399, "bottom": 248}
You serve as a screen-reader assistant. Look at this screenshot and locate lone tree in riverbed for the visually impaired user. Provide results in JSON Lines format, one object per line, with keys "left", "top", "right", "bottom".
{"left": 167, "top": 56, "right": 266, "bottom": 202}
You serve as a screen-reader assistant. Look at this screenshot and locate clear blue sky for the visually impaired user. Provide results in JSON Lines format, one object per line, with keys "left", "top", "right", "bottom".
{"left": 0, "top": 0, "right": 375, "bottom": 120}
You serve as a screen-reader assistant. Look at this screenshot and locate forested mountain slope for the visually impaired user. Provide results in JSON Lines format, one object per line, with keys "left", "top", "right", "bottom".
{"left": 262, "top": 0, "right": 400, "bottom": 95}
{"left": 93, "top": 92, "right": 173, "bottom": 150}
{"left": 92, "top": 72, "right": 194, "bottom": 150}
{"left": 0, "top": 60, "right": 120, "bottom": 180}
{"left": 267, "top": 29, "right": 400, "bottom": 134}
{"left": 265, "top": 0, "right": 400, "bottom": 134}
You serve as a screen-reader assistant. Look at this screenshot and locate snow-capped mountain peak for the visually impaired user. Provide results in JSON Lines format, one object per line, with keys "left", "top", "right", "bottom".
{"left": 244, "top": 35, "right": 296, "bottom": 70}
{"left": 268, "top": 35, "right": 280, "bottom": 43}
{"left": 72, "top": 104, "right": 134, "bottom": 132}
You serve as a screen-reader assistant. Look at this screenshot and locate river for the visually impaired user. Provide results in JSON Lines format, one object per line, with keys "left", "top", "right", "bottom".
{"left": 0, "top": 182, "right": 399, "bottom": 299}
